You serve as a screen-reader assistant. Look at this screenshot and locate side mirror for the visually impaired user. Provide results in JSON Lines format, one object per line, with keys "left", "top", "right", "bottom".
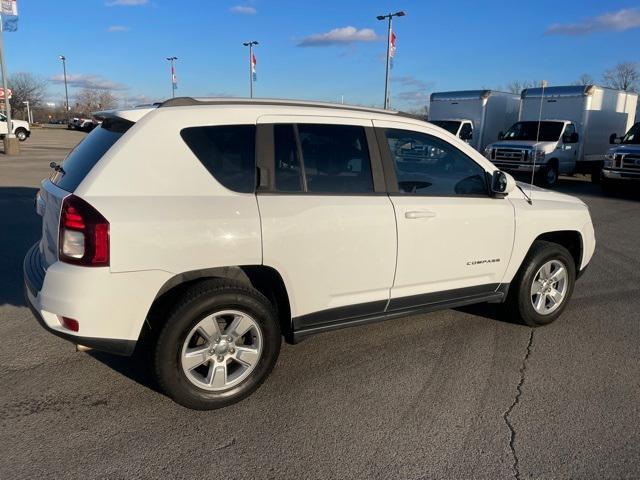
{"left": 609, "top": 133, "right": 621, "bottom": 144}
{"left": 570, "top": 132, "right": 579, "bottom": 143}
{"left": 497, "top": 131, "right": 504, "bottom": 140}
{"left": 491, "top": 170, "right": 515, "bottom": 196}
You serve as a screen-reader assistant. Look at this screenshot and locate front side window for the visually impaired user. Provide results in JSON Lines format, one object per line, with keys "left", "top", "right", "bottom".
{"left": 459, "top": 122, "right": 473, "bottom": 140}
{"left": 385, "top": 128, "right": 488, "bottom": 196}
{"left": 272, "top": 123, "right": 374, "bottom": 194}
{"left": 562, "top": 124, "right": 576, "bottom": 143}
{"left": 181, "top": 125, "right": 256, "bottom": 193}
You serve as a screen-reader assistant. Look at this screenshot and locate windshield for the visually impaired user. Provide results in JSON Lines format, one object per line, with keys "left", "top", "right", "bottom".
{"left": 622, "top": 123, "right": 640, "bottom": 144}
{"left": 502, "top": 121, "right": 564, "bottom": 142}
{"left": 430, "top": 120, "right": 461, "bottom": 135}
{"left": 51, "top": 117, "right": 133, "bottom": 192}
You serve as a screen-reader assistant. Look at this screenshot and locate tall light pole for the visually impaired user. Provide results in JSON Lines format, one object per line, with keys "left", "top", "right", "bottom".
{"left": 58, "top": 55, "right": 69, "bottom": 124}
{"left": 0, "top": 19, "right": 18, "bottom": 154}
{"left": 166, "top": 56, "right": 178, "bottom": 98}
{"left": 377, "top": 10, "right": 405, "bottom": 109}
{"left": 242, "top": 41, "right": 258, "bottom": 98}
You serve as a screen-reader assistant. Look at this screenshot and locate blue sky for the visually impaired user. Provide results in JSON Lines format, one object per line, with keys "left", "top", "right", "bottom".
{"left": 4, "top": 0, "right": 640, "bottom": 109}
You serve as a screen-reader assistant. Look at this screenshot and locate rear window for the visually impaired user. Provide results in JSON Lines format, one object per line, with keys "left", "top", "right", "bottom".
{"left": 180, "top": 125, "right": 256, "bottom": 193}
{"left": 51, "top": 118, "right": 133, "bottom": 192}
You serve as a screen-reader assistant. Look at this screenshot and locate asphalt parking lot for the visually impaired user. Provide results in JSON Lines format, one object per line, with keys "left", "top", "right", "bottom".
{"left": 1, "top": 129, "right": 639, "bottom": 479}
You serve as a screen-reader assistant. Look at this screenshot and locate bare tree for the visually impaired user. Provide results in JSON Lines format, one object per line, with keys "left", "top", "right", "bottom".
{"left": 603, "top": 62, "right": 639, "bottom": 92}
{"left": 75, "top": 88, "right": 118, "bottom": 115}
{"left": 506, "top": 80, "right": 539, "bottom": 94}
{"left": 572, "top": 73, "right": 594, "bottom": 86}
{"left": 8, "top": 72, "right": 48, "bottom": 117}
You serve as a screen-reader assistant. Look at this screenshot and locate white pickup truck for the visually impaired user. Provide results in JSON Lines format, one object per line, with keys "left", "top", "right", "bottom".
{"left": 0, "top": 112, "right": 30, "bottom": 141}
{"left": 483, "top": 85, "right": 637, "bottom": 187}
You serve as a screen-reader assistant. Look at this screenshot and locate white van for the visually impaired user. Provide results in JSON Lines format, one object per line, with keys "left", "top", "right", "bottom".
{"left": 429, "top": 90, "right": 520, "bottom": 151}
{"left": 484, "top": 85, "right": 637, "bottom": 186}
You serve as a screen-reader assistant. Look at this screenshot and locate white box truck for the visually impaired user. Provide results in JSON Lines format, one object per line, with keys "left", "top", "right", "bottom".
{"left": 483, "top": 85, "right": 637, "bottom": 186}
{"left": 429, "top": 90, "right": 520, "bottom": 151}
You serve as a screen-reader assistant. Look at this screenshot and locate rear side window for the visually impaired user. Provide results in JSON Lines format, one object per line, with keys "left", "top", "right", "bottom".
{"left": 274, "top": 124, "right": 302, "bottom": 192}
{"left": 181, "top": 125, "right": 256, "bottom": 193}
{"left": 52, "top": 118, "right": 133, "bottom": 192}
{"left": 272, "top": 123, "right": 374, "bottom": 194}
{"left": 298, "top": 124, "right": 373, "bottom": 193}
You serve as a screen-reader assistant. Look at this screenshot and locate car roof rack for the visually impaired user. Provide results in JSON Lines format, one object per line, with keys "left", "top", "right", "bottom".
{"left": 158, "top": 96, "right": 420, "bottom": 120}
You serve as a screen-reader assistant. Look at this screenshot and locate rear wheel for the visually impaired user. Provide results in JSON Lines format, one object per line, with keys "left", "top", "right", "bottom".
{"left": 504, "top": 241, "right": 576, "bottom": 327}
{"left": 153, "top": 279, "right": 281, "bottom": 410}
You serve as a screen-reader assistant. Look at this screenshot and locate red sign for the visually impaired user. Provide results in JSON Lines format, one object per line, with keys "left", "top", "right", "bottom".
{"left": 0, "top": 89, "right": 13, "bottom": 99}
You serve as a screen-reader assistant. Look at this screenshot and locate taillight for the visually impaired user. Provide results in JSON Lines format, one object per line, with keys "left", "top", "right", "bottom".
{"left": 59, "top": 195, "right": 110, "bottom": 267}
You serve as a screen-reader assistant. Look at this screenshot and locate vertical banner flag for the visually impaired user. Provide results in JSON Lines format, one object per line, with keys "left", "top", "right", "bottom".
{"left": 251, "top": 53, "right": 257, "bottom": 81}
{"left": 389, "top": 30, "right": 397, "bottom": 68}
{"left": 171, "top": 64, "right": 178, "bottom": 89}
{"left": 0, "top": 0, "right": 18, "bottom": 32}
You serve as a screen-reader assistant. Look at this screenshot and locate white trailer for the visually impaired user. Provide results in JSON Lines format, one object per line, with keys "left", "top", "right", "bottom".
{"left": 429, "top": 90, "right": 520, "bottom": 151}
{"left": 484, "top": 85, "right": 638, "bottom": 186}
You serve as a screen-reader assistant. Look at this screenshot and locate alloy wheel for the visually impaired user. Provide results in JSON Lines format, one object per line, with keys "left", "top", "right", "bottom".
{"left": 180, "top": 310, "right": 263, "bottom": 391}
{"left": 530, "top": 259, "right": 568, "bottom": 315}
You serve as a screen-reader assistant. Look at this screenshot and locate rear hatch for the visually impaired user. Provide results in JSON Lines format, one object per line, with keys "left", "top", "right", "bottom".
{"left": 36, "top": 116, "right": 136, "bottom": 272}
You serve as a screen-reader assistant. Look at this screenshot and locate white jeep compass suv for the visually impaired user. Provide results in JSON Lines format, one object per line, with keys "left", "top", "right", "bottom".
{"left": 24, "top": 98, "right": 595, "bottom": 409}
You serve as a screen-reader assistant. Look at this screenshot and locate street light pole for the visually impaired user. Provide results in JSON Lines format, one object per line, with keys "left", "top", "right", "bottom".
{"left": 58, "top": 55, "right": 69, "bottom": 124}
{"left": 377, "top": 11, "right": 405, "bottom": 109}
{"left": 166, "top": 56, "right": 178, "bottom": 98}
{"left": 0, "top": 19, "right": 18, "bottom": 154}
{"left": 242, "top": 41, "right": 258, "bottom": 98}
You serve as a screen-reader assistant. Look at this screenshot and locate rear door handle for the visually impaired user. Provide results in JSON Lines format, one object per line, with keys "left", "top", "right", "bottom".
{"left": 405, "top": 210, "right": 437, "bottom": 220}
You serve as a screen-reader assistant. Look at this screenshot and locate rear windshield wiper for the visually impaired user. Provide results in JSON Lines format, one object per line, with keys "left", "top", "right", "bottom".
{"left": 49, "top": 162, "right": 66, "bottom": 175}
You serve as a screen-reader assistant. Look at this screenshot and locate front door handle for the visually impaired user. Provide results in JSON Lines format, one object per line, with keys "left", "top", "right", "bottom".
{"left": 405, "top": 210, "right": 437, "bottom": 219}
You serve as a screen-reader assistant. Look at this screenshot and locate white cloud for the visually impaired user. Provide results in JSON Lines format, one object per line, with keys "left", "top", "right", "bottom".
{"left": 105, "top": 0, "right": 147, "bottom": 6}
{"left": 546, "top": 8, "right": 640, "bottom": 35}
{"left": 298, "top": 26, "right": 379, "bottom": 47}
{"left": 230, "top": 5, "right": 257, "bottom": 15}
{"left": 107, "top": 25, "right": 130, "bottom": 32}
{"left": 50, "top": 74, "right": 127, "bottom": 91}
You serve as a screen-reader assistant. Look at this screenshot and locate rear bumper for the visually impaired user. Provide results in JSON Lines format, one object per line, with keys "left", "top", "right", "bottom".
{"left": 23, "top": 243, "right": 135, "bottom": 356}
{"left": 23, "top": 243, "right": 171, "bottom": 356}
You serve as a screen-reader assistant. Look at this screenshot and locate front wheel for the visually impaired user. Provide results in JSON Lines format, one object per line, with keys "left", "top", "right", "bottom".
{"left": 15, "top": 128, "right": 28, "bottom": 141}
{"left": 154, "top": 279, "right": 281, "bottom": 410}
{"left": 537, "top": 163, "right": 558, "bottom": 188}
{"left": 503, "top": 240, "right": 576, "bottom": 327}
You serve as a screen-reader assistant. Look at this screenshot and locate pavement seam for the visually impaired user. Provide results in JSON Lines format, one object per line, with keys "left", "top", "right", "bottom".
{"left": 503, "top": 328, "right": 533, "bottom": 480}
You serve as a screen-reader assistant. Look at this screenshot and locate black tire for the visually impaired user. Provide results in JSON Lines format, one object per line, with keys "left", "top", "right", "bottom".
{"left": 153, "top": 279, "right": 281, "bottom": 410}
{"left": 15, "top": 128, "right": 28, "bottom": 142}
{"left": 503, "top": 240, "right": 576, "bottom": 327}
{"left": 590, "top": 166, "right": 602, "bottom": 184}
{"left": 537, "top": 162, "right": 558, "bottom": 188}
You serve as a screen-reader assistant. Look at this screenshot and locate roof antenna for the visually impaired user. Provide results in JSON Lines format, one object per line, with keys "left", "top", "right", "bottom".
{"left": 529, "top": 80, "right": 548, "bottom": 204}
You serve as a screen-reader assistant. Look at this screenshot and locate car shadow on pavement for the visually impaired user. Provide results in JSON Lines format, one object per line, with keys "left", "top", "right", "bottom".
{"left": 88, "top": 348, "right": 162, "bottom": 394}
{"left": 0, "top": 187, "right": 40, "bottom": 306}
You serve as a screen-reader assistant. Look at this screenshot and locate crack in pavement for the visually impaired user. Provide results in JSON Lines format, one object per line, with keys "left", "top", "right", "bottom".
{"left": 503, "top": 328, "right": 534, "bottom": 480}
